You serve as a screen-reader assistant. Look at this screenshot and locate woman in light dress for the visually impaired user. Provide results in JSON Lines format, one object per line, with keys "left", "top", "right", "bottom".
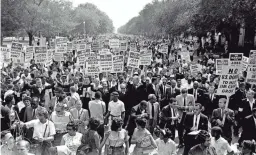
{"left": 102, "top": 118, "right": 129, "bottom": 155}
{"left": 50, "top": 122, "right": 83, "bottom": 155}
{"left": 131, "top": 117, "right": 157, "bottom": 155}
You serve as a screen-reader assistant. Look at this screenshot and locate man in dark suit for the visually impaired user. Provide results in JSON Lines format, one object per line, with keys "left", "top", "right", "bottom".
{"left": 239, "top": 90, "right": 256, "bottom": 119}
{"left": 183, "top": 103, "right": 209, "bottom": 155}
{"left": 211, "top": 96, "right": 235, "bottom": 143}
{"left": 240, "top": 108, "right": 256, "bottom": 143}
{"left": 125, "top": 100, "right": 148, "bottom": 145}
{"left": 202, "top": 86, "right": 219, "bottom": 118}
{"left": 159, "top": 97, "right": 179, "bottom": 140}
{"left": 229, "top": 82, "right": 247, "bottom": 136}
{"left": 188, "top": 81, "right": 205, "bottom": 104}
{"left": 118, "top": 83, "right": 130, "bottom": 127}
{"left": 159, "top": 77, "right": 169, "bottom": 109}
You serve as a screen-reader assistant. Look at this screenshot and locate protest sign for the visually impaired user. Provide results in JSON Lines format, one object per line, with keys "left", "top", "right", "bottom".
{"left": 55, "top": 37, "right": 68, "bottom": 45}
{"left": 216, "top": 59, "right": 229, "bottom": 75}
{"left": 190, "top": 64, "right": 202, "bottom": 77}
{"left": 246, "top": 50, "right": 256, "bottom": 84}
{"left": 229, "top": 53, "right": 243, "bottom": 67}
{"left": 92, "top": 42, "right": 100, "bottom": 51}
{"left": 159, "top": 44, "right": 168, "bottom": 54}
{"left": 127, "top": 51, "right": 140, "bottom": 68}
{"left": 120, "top": 41, "right": 127, "bottom": 51}
{"left": 25, "top": 46, "right": 34, "bottom": 63}
{"left": 139, "top": 49, "right": 152, "bottom": 66}
{"left": 100, "top": 54, "right": 113, "bottom": 72}
{"left": 54, "top": 53, "right": 63, "bottom": 62}
{"left": 67, "top": 42, "right": 73, "bottom": 52}
{"left": 112, "top": 55, "right": 124, "bottom": 73}
{"left": 109, "top": 39, "right": 120, "bottom": 49}
{"left": 217, "top": 66, "right": 240, "bottom": 96}
{"left": 99, "top": 49, "right": 111, "bottom": 55}
{"left": 242, "top": 56, "right": 249, "bottom": 72}
{"left": 10, "top": 42, "right": 23, "bottom": 60}
{"left": 1, "top": 47, "right": 11, "bottom": 63}
{"left": 248, "top": 50, "right": 256, "bottom": 65}
{"left": 85, "top": 53, "right": 100, "bottom": 75}
{"left": 86, "top": 43, "right": 91, "bottom": 51}
{"left": 13, "top": 53, "right": 24, "bottom": 68}
{"left": 34, "top": 46, "right": 47, "bottom": 64}
{"left": 55, "top": 43, "right": 67, "bottom": 53}
{"left": 45, "top": 50, "right": 53, "bottom": 66}
{"left": 130, "top": 43, "right": 136, "bottom": 51}
{"left": 77, "top": 43, "right": 86, "bottom": 51}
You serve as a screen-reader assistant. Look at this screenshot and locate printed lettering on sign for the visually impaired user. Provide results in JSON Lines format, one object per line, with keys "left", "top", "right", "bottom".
{"left": 217, "top": 66, "right": 240, "bottom": 96}
{"left": 112, "top": 55, "right": 124, "bottom": 73}
{"left": 34, "top": 47, "right": 47, "bottom": 64}
{"left": 216, "top": 59, "right": 229, "bottom": 75}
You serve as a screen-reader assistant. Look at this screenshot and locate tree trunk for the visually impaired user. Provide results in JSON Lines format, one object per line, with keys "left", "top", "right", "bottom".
{"left": 28, "top": 32, "right": 33, "bottom": 46}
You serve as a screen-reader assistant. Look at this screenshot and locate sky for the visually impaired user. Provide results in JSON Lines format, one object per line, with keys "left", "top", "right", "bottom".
{"left": 72, "top": 0, "right": 153, "bottom": 32}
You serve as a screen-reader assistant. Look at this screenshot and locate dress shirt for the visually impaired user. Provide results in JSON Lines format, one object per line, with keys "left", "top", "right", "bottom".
{"left": 247, "top": 98, "right": 255, "bottom": 110}
{"left": 193, "top": 114, "right": 200, "bottom": 130}
{"left": 211, "top": 137, "right": 232, "bottom": 155}
{"left": 156, "top": 138, "right": 177, "bottom": 155}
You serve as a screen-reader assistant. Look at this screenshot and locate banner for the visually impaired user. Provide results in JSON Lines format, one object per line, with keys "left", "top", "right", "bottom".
{"left": 127, "top": 51, "right": 140, "bottom": 68}
{"left": 77, "top": 43, "right": 86, "bottom": 51}
{"left": 25, "top": 46, "right": 34, "bottom": 63}
{"left": 100, "top": 54, "right": 113, "bottom": 72}
{"left": 34, "top": 46, "right": 47, "bottom": 64}
{"left": 242, "top": 56, "right": 249, "bottom": 72}
{"left": 217, "top": 66, "right": 240, "bottom": 96}
{"left": 109, "top": 39, "right": 120, "bottom": 49}
{"left": 112, "top": 55, "right": 124, "bottom": 73}
{"left": 10, "top": 42, "right": 23, "bottom": 59}
{"left": 216, "top": 59, "right": 229, "bottom": 75}
{"left": 85, "top": 53, "right": 100, "bottom": 75}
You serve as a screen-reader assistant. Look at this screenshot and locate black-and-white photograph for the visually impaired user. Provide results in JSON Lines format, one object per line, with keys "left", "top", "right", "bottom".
{"left": 1, "top": 0, "right": 256, "bottom": 154}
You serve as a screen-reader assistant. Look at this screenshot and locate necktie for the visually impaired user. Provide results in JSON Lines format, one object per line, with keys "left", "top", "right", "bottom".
{"left": 184, "top": 97, "right": 186, "bottom": 106}
{"left": 195, "top": 115, "right": 198, "bottom": 128}
{"left": 171, "top": 108, "right": 175, "bottom": 124}
{"left": 151, "top": 104, "right": 154, "bottom": 119}
{"left": 194, "top": 89, "right": 197, "bottom": 101}
{"left": 32, "top": 109, "right": 35, "bottom": 118}
{"left": 163, "top": 85, "right": 165, "bottom": 96}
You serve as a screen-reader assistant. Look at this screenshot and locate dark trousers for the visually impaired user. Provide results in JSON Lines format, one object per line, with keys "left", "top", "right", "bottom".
{"left": 178, "top": 122, "right": 184, "bottom": 144}
{"left": 97, "top": 124, "right": 105, "bottom": 141}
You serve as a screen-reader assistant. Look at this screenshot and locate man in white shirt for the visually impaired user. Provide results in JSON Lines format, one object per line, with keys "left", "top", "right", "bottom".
{"left": 155, "top": 129, "right": 177, "bottom": 155}
{"left": 88, "top": 91, "right": 106, "bottom": 139}
{"left": 105, "top": 91, "right": 125, "bottom": 125}
{"left": 211, "top": 126, "right": 233, "bottom": 155}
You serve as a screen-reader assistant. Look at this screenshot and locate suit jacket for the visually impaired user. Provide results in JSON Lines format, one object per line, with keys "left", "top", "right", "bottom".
{"left": 23, "top": 106, "right": 38, "bottom": 122}
{"left": 229, "top": 89, "right": 246, "bottom": 111}
{"left": 183, "top": 113, "right": 209, "bottom": 134}
{"left": 202, "top": 93, "right": 220, "bottom": 116}
{"left": 23, "top": 83, "right": 54, "bottom": 100}
{"left": 147, "top": 102, "right": 160, "bottom": 121}
{"left": 159, "top": 84, "right": 169, "bottom": 99}
{"left": 176, "top": 94, "right": 195, "bottom": 122}
{"left": 211, "top": 108, "right": 235, "bottom": 134}
{"left": 160, "top": 105, "right": 179, "bottom": 128}
{"left": 188, "top": 88, "right": 205, "bottom": 103}
{"left": 240, "top": 115, "right": 256, "bottom": 141}
{"left": 126, "top": 82, "right": 146, "bottom": 107}
{"left": 239, "top": 99, "right": 256, "bottom": 119}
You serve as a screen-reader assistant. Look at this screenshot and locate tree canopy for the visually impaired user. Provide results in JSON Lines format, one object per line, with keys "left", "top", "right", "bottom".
{"left": 1, "top": 0, "right": 114, "bottom": 45}
{"left": 118, "top": 0, "right": 256, "bottom": 39}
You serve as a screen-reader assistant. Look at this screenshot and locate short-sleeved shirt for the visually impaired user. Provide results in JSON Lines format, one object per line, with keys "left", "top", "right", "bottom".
{"left": 108, "top": 100, "right": 125, "bottom": 117}
{"left": 25, "top": 119, "right": 56, "bottom": 139}
{"left": 211, "top": 137, "right": 232, "bottom": 155}
{"left": 89, "top": 100, "right": 106, "bottom": 123}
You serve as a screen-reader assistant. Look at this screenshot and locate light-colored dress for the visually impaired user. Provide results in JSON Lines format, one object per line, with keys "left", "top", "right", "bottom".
{"left": 57, "top": 132, "right": 83, "bottom": 155}
{"left": 132, "top": 128, "right": 156, "bottom": 155}
{"left": 105, "top": 129, "right": 128, "bottom": 155}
